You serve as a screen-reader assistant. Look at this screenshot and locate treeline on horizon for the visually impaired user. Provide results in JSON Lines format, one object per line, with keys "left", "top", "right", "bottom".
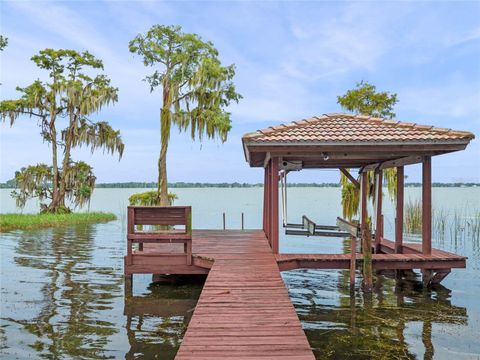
{"left": 1, "top": 181, "right": 479, "bottom": 189}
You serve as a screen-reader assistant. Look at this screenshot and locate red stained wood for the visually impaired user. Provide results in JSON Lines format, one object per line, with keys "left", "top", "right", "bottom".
{"left": 423, "top": 156, "right": 432, "bottom": 255}
{"left": 126, "top": 206, "right": 192, "bottom": 271}
{"left": 270, "top": 157, "right": 280, "bottom": 254}
{"left": 395, "top": 166, "right": 404, "bottom": 253}
{"left": 375, "top": 169, "right": 383, "bottom": 252}
{"left": 174, "top": 230, "right": 314, "bottom": 360}
{"left": 124, "top": 230, "right": 465, "bottom": 359}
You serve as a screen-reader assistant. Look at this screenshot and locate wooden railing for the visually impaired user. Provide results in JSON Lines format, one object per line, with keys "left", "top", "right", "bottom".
{"left": 126, "top": 206, "right": 192, "bottom": 266}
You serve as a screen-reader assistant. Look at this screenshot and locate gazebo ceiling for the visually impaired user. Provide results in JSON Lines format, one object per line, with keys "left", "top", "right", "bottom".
{"left": 242, "top": 113, "right": 475, "bottom": 168}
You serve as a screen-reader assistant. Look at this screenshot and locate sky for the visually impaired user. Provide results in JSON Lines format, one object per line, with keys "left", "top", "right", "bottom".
{"left": 0, "top": 0, "right": 479, "bottom": 184}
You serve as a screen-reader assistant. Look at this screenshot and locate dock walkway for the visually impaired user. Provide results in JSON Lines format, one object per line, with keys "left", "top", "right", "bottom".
{"left": 174, "top": 230, "right": 315, "bottom": 360}
{"left": 126, "top": 229, "right": 465, "bottom": 359}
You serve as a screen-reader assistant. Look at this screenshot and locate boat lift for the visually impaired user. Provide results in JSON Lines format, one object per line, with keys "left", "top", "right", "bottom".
{"left": 280, "top": 160, "right": 351, "bottom": 238}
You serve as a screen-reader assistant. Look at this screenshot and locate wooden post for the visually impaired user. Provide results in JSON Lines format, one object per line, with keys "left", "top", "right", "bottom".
{"left": 360, "top": 172, "right": 372, "bottom": 292}
{"left": 270, "top": 157, "right": 280, "bottom": 254}
{"left": 422, "top": 156, "right": 432, "bottom": 255}
{"left": 360, "top": 171, "right": 367, "bottom": 253}
{"left": 350, "top": 236, "right": 356, "bottom": 290}
{"left": 263, "top": 166, "right": 268, "bottom": 234}
{"left": 375, "top": 169, "right": 383, "bottom": 253}
{"left": 264, "top": 163, "right": 271, "bottom": 243}
{"left": 127, "top": 207, "right": 134, "bottom": 265}
{"left": 395, "top": 166, "right": 404, "bottom": 254}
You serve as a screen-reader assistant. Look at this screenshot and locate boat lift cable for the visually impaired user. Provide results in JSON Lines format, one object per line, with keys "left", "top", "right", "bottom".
{"left": 280, "top": 170, "right": 288, "bottom": 227}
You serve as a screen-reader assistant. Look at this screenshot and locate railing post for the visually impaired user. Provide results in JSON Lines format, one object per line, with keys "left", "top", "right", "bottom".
{"left": 223, "top": 212, "right": 226, "bottom": 230}
{"left": 241, "top": 212, "right": 244, "bottom": 230}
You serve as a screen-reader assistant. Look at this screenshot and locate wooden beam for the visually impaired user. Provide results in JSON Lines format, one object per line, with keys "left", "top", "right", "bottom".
{"left": 422, "top": 156, "right": 432, "bottom": 255}
{"left": 375, "top": 169, "right": 383, "bottom": 253}
{"left": 395, "top": 166, "right": 404, "bottom": 253}
{"left": 247, "top": 143, "right": 467, "bottom": 154}
{"left": 339, "top": 168, "right": 360, "bottom": 189}
{"left": 361, "top": 156, "right": 423, "bottom": 173}
{"left": 270, "top": 157, "right": 280, "bottom": 254}
{"left": 263, "top": 152, "right": 271, "bottom": 168}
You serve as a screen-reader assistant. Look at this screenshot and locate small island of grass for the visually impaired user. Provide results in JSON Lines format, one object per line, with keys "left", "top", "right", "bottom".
{"left": 0, "top": 212, "right": 117, "bottom": 232}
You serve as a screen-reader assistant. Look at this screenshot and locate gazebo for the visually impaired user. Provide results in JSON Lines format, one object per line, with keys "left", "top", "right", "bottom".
{"left": 242, "top": 113, "right": 475, "bottom": 285}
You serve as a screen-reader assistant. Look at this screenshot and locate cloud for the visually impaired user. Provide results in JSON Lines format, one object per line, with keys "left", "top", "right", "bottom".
{"left": 399, "top": 77, "right": 480, "bottom": 124}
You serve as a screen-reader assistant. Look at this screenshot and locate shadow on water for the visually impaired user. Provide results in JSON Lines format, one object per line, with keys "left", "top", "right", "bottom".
{"left": 0, "top": 223, "right": 205, "bottom": 359}
{"left": 124, "top": 275, "right": 205, "bottom": 360}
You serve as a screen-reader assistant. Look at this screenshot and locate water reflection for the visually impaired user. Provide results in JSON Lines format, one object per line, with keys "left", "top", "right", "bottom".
{"left": 124, "top": 276, "right": 205, "bottom": 360}
{"left": 283, "top": 269, "right": 467, "bottom": 359}
{"left": 2, "top": 225, "right": 122, "bottom": 358}
{"left": 0, "top": 223, "right": 204, "bottom": 359}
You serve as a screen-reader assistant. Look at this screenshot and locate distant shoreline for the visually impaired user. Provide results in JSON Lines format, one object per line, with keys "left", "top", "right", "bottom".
{"left": 1, "top": 182, "right": 478, "bottom": 189}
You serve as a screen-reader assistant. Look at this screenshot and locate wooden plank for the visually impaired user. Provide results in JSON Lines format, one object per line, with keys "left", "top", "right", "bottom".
{"left": 174, "top": 230, "right": 314, "bottom": 360}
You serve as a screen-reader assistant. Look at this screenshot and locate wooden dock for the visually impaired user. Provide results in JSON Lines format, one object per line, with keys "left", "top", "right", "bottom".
{"left": 174, "top": 231, "right": 314, "bottom": 359}
{"left": 125, "top": 229, "right": 466, "bottom": 359}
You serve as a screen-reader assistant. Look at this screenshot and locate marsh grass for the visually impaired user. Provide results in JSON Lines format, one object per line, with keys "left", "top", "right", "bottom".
{"left": 0, "top": 212, "right": 116, "bottom": 232}
{"left": 404, "top": 199, "right": 422, "bottom": 233}
{"left": 404, "top": 200, "right": 480, "bottom": 246}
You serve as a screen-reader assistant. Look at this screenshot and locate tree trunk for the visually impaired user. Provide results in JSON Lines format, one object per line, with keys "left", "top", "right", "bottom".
{"left": 158, "top": 107, "right": 171, "bottom": 206}
{"left": 46, "top": 117, "right": 66, "bottom": 213}
{"left": 56, "top": 112, "right": 75, "bottom": 211}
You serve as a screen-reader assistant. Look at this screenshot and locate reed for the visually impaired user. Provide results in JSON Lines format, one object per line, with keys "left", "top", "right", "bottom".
{"left": 404, "top": 199, "right": 422, "bottom": 233}
{"left": 433, "top": 208, "right": 448, "bottom": 240}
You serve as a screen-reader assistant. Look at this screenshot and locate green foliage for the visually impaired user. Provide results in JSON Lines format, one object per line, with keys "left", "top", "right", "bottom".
{"left": 0, "top": 212, "right": 116, "bottom": 232}
{"left": 340, "top": 171, "right": 358, "bottom": 220}
{"left": 337, "top": 80, "right": 398, "bottom": 119}
{"left": 12, "top": 161, "right": 96, "bottom": 213}
{"left": 404, "top": 198, "right": 422, "bottom": 233}
{"left": 128, "top": 191, "right": 178, "bottom": 206}
{"left": 0, "top": 48, "right": 124, "bottom": 213}
{"left": 129, "top": 24, "right": 241, "bottom": 205}
{"left": 0, "top": 35, "right": 7, "bottom": 51}
{"left": 337, "top": 81, "right": 400, "bottom": 219}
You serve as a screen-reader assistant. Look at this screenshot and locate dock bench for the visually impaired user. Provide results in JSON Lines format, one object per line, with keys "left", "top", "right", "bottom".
{"left": 126, "top": 206, "right": 192, "bottom": 267}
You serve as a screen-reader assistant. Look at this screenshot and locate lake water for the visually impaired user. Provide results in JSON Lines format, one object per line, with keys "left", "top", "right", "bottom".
{"left": 1, "top": 187, "right": 479, "bottom": 359}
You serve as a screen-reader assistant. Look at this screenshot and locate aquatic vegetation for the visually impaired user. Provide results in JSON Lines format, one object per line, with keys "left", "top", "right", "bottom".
{"left": 404, "top": 199, "right": 422, "bottom": 233}
{"left": 0, "top": 212, "right": 116, "bottom": 232}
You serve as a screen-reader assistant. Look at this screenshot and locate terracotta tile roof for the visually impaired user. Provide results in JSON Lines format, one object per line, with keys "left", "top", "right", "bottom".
{"left": 242, "top": 113, "right": 475, "bottom": 144}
